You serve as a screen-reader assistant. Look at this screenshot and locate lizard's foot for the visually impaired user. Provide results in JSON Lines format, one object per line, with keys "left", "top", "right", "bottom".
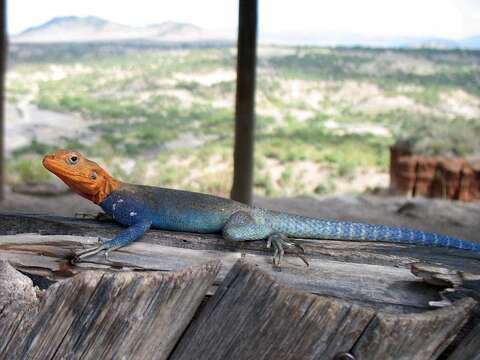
{"left": 72, "top": 238, "right": 123, "bottom": 265}
{"left": 72, "top": 244, "right": 107, "bottom": 263}
{"left": 266, "top": 233, "right": 309, "bottom": 267}
{"left": 72, "top": 237, "right": 108, "bottom": 263}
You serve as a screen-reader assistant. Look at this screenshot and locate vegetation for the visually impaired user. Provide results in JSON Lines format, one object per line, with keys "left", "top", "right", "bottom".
{"left": 6, "top": 44, "right": 480, "bottom": 196}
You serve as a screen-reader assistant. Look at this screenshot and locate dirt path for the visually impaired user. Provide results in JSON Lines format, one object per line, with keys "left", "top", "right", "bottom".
{"left": 5, "top": 102, "right": 96, "bottom": 156}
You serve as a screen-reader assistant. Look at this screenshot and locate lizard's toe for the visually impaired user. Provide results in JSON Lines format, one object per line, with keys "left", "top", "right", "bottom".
{"left": 73, "top": 244, "right": 106, "bottom": 263}
{"left": 266, "top": 233, "right": 309, "bottom": 267}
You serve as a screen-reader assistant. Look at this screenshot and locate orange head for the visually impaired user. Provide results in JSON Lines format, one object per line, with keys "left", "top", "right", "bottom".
{"left": 42, "top": 149, "right": 121, "bottom": 204}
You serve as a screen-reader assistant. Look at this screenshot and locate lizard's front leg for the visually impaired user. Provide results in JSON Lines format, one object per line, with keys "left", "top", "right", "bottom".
{"left": 73, "top": 219, "right": 152, "bottom": 262}
{"left": 222, "top": 211, "right": 308, "bottom": 266}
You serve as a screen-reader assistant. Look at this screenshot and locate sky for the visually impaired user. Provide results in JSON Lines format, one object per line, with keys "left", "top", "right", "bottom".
{"left": 7, "top": 0, "right": 480, "bottom": 39}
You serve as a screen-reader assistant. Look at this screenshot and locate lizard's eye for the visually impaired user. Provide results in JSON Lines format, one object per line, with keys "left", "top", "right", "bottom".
{"left": 68, "top": 155, "right": 79, "bottom": 165}
{"left": 91, "top": 171, "right": 97, "bottom": 180}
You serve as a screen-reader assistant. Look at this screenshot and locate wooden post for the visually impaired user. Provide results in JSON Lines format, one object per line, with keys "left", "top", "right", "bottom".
{"left": 0, "top": 0, "right": 6, "bottom": 200}
{"left": 230, "top": 0, "right": 258, "bottom": 204}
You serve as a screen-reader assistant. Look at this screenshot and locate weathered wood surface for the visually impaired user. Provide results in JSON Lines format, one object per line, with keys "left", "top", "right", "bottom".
{"left": 1, "top": 213, "right": 480, "bottom": 313}
{"left": 0, "top": 259, "right": 40, "bottom": 355}
{"left": 447, "top": 318, "right": 480, "bottom": 360}
{"left": 170, "top": 262, "right": 476, "bottom": 360}
{"left": 351, "top": 299, "right": 475, "bottom": 360}
{"left": 1, "top": 255, "right": 478, "bottom": 359}
{"left": 0, "top": 259, "right": 219, "bottom": 360}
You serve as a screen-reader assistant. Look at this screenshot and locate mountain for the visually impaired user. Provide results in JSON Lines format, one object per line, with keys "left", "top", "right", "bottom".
{"left": 12, "top": 16, "right": 480, "bottom": 49}
{"left": 12, "top": 16, "right": 207, "bottom": 43}
{"left": 259, "top": 32, "right": 480, "bottom": 49}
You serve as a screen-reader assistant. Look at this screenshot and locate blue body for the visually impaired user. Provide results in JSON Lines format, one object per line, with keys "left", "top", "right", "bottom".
{"left": 96, "top": 184, "right": 480, "bottom": 253}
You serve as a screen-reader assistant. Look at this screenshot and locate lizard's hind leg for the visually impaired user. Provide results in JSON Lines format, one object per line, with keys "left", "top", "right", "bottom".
{"left": 267, "top": 233, "right": 308, "bottom": 266}
{"left": 222, "top": 211, "right": 308, "bottom": 266}
{"left": 222, "top": 211, "right": 272, "bottom": 241}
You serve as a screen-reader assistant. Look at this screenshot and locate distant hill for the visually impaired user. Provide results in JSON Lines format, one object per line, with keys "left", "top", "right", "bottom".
{"left": 260, "top": 32, "right": 480, "bottom": 49}
{"left": 12, "top": 16, "right": 212, "bottom": 43}
{"left": 12, "top": 16, "right": 480, "bottom": 49}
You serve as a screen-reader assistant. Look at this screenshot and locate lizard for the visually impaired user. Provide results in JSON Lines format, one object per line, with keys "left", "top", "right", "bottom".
{"left": 43, "top": 149, "right": 480, "bottom": 265}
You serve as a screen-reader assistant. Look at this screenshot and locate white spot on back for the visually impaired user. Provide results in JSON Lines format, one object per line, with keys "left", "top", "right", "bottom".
{"left": 130, "top": 211, "right": 137, "bottom": 217}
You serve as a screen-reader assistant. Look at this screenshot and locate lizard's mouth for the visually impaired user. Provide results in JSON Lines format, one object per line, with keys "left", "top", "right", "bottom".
{"left": 42, "top": 155, "right": 96, "bottom": 191}
{"left": 42, "top": 156, "right": 76, "bottom": 178}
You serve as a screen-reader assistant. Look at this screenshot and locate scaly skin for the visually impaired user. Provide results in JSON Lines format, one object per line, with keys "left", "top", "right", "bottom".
{"left": 43, "top": 149, "right": 480, "bottom": 265}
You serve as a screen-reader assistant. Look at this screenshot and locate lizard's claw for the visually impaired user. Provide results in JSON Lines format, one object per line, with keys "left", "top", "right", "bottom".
{"left": 72, "top": 237, "right": 109, "bottom": 263}
{"left": 72, "top": 244, "right": 106, "bottom": 263}
{"left": 266, "top": 233, "right": 309, "bottom": 267}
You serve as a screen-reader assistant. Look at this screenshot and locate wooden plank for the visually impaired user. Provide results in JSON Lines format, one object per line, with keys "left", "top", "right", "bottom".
{"left": 352, "top": 298, "right": 476, "bottom": 360}
{"left": 0, "top": 260, "right": 220, "bottom": 359}
{"left": 231, "top": 0, "right": 258, "bottom": 204}
{"left": 170, "top": 261, "right": 376, "bottom": 360}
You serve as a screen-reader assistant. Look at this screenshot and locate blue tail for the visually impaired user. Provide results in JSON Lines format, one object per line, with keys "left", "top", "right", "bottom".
{"left": 267, "top": 211, "right": 480, "bottom": 251}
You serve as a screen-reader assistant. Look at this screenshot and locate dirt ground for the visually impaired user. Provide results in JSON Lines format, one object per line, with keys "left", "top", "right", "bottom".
{"left": 1, "top": 185, "right": 479, "bottom": 243}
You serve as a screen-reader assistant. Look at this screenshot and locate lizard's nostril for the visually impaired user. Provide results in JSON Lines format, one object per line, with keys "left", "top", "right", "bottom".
{"left": 42, "top": 154, "right": 55, "bottom": 165}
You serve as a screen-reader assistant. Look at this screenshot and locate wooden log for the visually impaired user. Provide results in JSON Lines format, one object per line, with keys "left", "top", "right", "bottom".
{"left": 396, "top": 155, "right": 417, "bottom": 197}
{"left": 170, "top": 261, "right": 476, "bottom": 360}
{"left": 390, "top": 149, "right": 480, "bottom": 201}
{"left": 413, "top": 155, "right": 437, "bottom": 197}
{"left": 351, "top": 298, "right": 475, "bottom": 360}
{"left": 0, "top": 259, "right": 40, "bottom": 355}
{"left": 470, "top": 156, "right": 480, "bottom": 200}
{"left": 432, "top": 159, "right": 463, "bottom": 200}
{"left": 458, "top": 163, "right": 476, "bottom": 202}
{"left": 447, "top": 319, "right": 480, "bottom": 360}
{"left": 1, "top": 213, "right": 479, "bottom": 313}
{"left": 0, "top": 259, "right": 220, "bottom": 360}
{"left": 170, "top": 261, "right": 376, "bottom": 360}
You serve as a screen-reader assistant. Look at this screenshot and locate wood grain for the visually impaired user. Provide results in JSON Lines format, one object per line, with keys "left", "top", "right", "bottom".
{"left": 0, "top": 259, "right": 39, "bottom": 355}
{"left": 170, "top": 261, "right": 376, "bottom": 360}
{"left": 352, "top": 298, "right": 476, "bottom": 360}
{"left": 0, "top": 259, "right": 220, "bottom": 360}
{"left": 447, "top": 318, "right": 480, "bottom": 360}
{"left": 170, "top": 261, "right": 476, "bottom": 360}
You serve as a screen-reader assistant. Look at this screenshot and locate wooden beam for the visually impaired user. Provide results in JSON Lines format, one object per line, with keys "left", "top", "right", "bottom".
{"left": 1, "top": 213, "right": 480, "bottom": 313}
{"left": 0, "top": 0, "right": 6, "bottom": 200}
{"left": 231, "top": 0, "right": 258, "bottom": 204}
